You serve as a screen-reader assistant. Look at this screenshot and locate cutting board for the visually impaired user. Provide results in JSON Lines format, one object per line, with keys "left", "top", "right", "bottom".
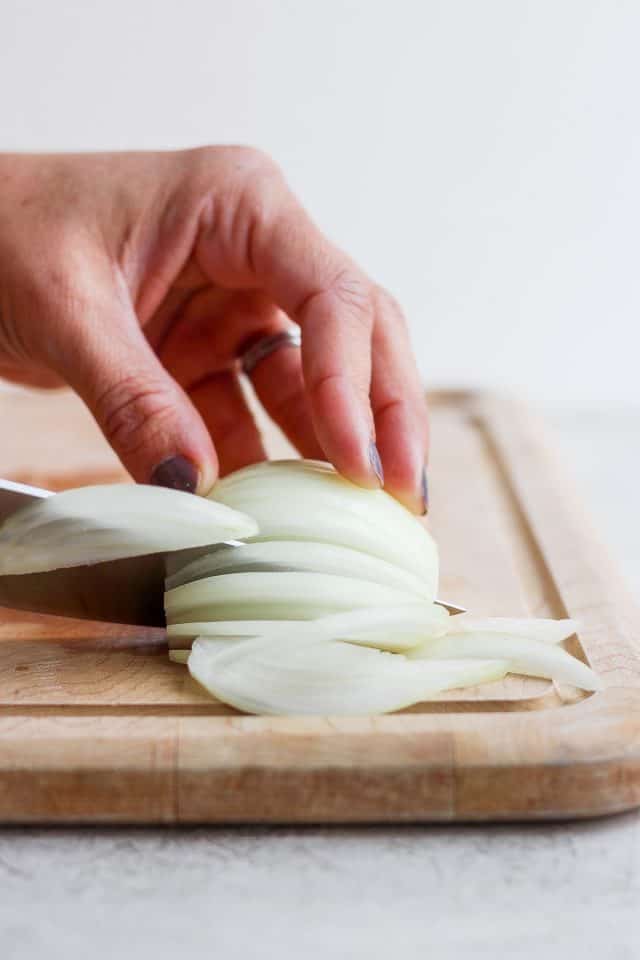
{"left": 0, "top": 388, "right": 639, "bottom": 823}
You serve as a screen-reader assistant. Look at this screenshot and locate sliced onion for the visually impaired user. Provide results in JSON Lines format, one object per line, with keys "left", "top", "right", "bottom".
{"left": 167, "top": 619, "right": 307, "bottom": 640}
{"left": 167, "top": 603, "right": 449, "bottom": 652}
{"left": 188, "top": 634, "right": 508, "bottom": 715}
{"left": 314, "top": 603, "right": 450, "bottom": 652}
{"left": 209, "top": 460, "right": 438, "bottom": 596}
{"left": 0, "top": 483, "right": 257, "bottom": 575}
{"left": 444, "top": 615, "right": 578, "bottom": 644}
{"left": 409, "top": 632, "right": 601, "bottom": 690}
{"left": 165, "top": 571, "right": 424, "bottom": 624}
{"left": 165, "top": 539, "right": 432, "bottom": 599}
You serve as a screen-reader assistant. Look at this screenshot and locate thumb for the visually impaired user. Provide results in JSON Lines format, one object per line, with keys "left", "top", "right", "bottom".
{"left": 55, "top": 296, "right": 218, "bottom": 494}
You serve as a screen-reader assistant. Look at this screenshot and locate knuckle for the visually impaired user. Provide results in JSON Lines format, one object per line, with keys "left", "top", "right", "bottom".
{"left": 321, "top": 269, "right": 374, "bottom": 334}
{"left": 297, "top": 269, "right": 374, "bottom": 346}
{"left": 194, "top": 144, "right": 280, "bottom": 184}
{"left": 95, "top": 374, "right": 177, "bottom": 459}
{"left": 330, "top": 269, "right": 372, "bottom": 312}
{"left": 229, "top": 145, "right": 279, "bottom": 178}
{"left": 188, "top": 144, "right": 221, "bottom": 170}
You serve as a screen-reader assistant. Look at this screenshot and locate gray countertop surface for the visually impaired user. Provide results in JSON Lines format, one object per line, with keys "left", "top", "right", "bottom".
{"left": 1, "top": 410, "right": 639, "bottom": 960}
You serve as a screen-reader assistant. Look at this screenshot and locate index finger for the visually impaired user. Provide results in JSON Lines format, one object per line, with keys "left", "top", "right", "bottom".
{"left": 251, "top": 189, "right": 382, "bottom": 488}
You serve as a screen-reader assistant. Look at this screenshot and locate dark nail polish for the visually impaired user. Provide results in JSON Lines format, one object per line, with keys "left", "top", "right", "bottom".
{"left": 421, "top": 467, "right": 429, "bottom": 515}
{"left": 368, "top": 440, "right": 384, "bottom": 486}
{"left": 150, "top": 455, "right": 198, "bottom": 493}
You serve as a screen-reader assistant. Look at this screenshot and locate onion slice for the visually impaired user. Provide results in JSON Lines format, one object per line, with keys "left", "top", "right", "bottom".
{"left": 167, "top": 619, "right": 308, "bottom": 640}
{"left": 188, "top": 634, "right": 508, "bottom": 715}
{"left": 167, "top": 603, "right": 449, "bottom": 652}
{"left": 165, "top": 539, "right": 432, "bottom": 599}
{"left": 164, "top": 571, "right": 425, "bottom": 624}
{"left": 314, "top": 603, "right": 450, "bottom": 652}
{"left": 409, "top": 632, "right": 601, "bottom": 690}
{"left": 442, "top": 615, "right": 578, "bottom": 644}
{"left": 0, "top": 483, "right": 258, "bottom": 575}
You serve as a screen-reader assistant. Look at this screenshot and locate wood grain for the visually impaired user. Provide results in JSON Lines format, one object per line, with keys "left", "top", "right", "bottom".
{"left": 0, "top": 387, "right": 639, "bottom": 822}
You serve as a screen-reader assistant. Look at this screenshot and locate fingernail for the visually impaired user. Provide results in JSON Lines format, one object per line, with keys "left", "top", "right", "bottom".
{"left": 150, "top": 455, "right": 199, "bottom": 493}
{"left": 421, "top": 466, "right": 429, "bottom": 515}
{"left": 368, "top": 440, "right": 384, "bottom": 487}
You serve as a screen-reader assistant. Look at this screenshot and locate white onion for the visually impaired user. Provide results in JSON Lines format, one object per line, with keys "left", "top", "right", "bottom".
{"left": 443, "top": 616, "right": 578, "bottom": 644}
{"left": 167, "top": 619, "right": 308, "bottom": 641}
{"left": 167, "top": 603, "right": 449, "bottom": 652}
{"left": 164, "top": 571, "right": 424, "bottom": 624}
{"left": 209, "top": 460, "right": 438, "bottom": 595}
{"left": 313, "top": 603, "right": 450, "bottom": 652}
{"left": 188, "top": 634, "right": 508, "bottom": 716}
{"left": 0, "top": 483, "right": 257, "bottom": 575}
{"left": 409, "top": 631, "right": 601, "bottom": 690}
{"left": 165, "top": 539, "right": 432, "bottom": 598}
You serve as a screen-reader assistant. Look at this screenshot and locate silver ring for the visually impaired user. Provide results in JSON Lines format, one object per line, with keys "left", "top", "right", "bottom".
{"left": 240, "top": 329, "right": 301, "bottom": 375}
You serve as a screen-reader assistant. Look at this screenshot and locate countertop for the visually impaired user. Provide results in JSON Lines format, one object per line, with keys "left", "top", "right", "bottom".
{"left": 1, "top": 409, "right": 639, "bottom": 960}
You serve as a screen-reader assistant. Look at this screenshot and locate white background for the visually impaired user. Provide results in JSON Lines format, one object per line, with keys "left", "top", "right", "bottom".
{"left": 0, "top": 0, "right": 638, "bottom": 410}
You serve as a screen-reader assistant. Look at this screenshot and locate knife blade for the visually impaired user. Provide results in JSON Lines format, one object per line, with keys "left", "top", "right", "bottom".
{"left": 0, "top": 478, "right": 465, "bottom": 626}
{"left": 0, "top": 479, "right": 211, "bottom": 626}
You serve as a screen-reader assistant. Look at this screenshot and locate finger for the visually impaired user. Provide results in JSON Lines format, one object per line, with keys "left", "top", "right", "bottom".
{"left": 52, "top": 283, "right": 219, "bottom": 494}
{"left": 246, "top": 327, "right": 325, "bottom": 461}
{"left": 196, "top": 171, "right": 380, "bottom": 488}
{"left": 189, "top": 370, "right": 267, "bottom": 477}
{"left": 155, "top": 286, "right": 323, "bottom": 460}
{"left": 370, "top": 288, "right": 429, "bottom": 515}
{"left": 157, "top": 288, "right": 272, "bottom": 389}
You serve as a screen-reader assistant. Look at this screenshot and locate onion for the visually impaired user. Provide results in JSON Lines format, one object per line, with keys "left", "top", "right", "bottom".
{"left": 0, "top": 483, "right": 257, "bottom": 575}
{"left": 409, "top": 631, "right": 601, "bottom": 690}
{"left": 164, "top": 460, "right": 599, "bottom": 711}
{"left": 442, "top": 615, "right": 578, "bottom": 644}
{"left": 209, "top": 460, "right": 438, "bottom": 595}
{"left": 164, "top": 571, "right": 425, "bottom": 625}
{"left": 311, "top": 603, "right": 450, "bottom": 652}
{"left": 0, "top": 459, "right": 595, "bottom": 715}
{"left": 167, "top": 603, "right": 449, "bottom": 652}
{"left": 167, "top": 619, "right": 308, "bottom": 641}
{"left": 165, "top": 539, "right": 432, "bottom": 598}
{"left": 188, "top": 634, "right": 508, "bottom": 716}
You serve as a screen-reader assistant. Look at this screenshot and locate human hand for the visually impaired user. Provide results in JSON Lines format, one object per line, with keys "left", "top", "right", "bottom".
{"left": 0, "top": 148, "right": 428, "bottom": 512}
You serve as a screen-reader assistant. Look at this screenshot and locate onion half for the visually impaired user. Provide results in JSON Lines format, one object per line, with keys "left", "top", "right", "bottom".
{"left": 209, "top": 459, "right": 438, "bottom": 595}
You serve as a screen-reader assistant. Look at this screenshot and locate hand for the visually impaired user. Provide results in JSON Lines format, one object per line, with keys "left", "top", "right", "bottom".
{"left": 0, "top": 148, "right": 428, "bottom": 513}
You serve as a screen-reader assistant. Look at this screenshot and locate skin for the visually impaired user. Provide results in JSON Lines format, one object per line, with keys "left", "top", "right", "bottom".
{"left": 0, "top": 147, "right": 428, "bottom": 512}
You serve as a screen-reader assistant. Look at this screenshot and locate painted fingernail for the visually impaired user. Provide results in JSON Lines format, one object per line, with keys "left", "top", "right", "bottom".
{"left": 150, "top": 455, "right": 199, "bottom": 493}
{"left": 368, "top": 440, "right": 384, "bottom": 487}
{"left": 421, "top": 466, "right": 429, "bottom": 515}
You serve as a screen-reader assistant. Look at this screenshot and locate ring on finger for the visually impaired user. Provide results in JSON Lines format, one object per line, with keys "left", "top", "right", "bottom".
{"left": 240, "top": 329, "right": 301, "bottom": 376}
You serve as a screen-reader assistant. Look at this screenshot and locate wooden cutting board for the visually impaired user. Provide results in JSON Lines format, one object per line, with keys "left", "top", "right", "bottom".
{"left": 0, "top": 387, "right": 639, "bottom": 823}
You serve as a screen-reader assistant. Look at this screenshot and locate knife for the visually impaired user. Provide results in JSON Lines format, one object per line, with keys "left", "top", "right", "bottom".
{"left": 0, "top": 478, "right": 465, "bottom": 626}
